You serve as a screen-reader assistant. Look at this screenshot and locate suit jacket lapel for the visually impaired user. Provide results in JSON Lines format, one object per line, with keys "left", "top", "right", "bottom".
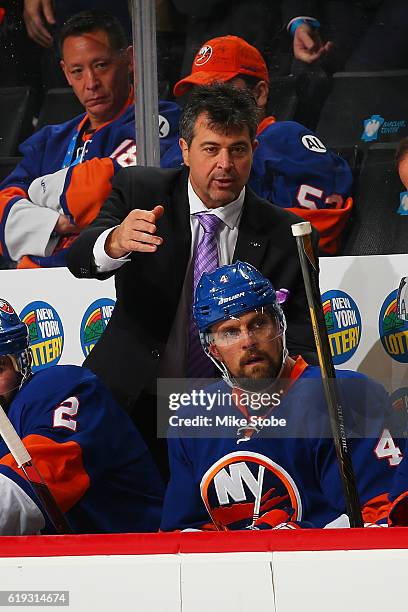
{"left": 168, "top": 166, "right": 191, "bottom": 297}
{"left": 233, "top": 188, "right": 269, "bottom": 269}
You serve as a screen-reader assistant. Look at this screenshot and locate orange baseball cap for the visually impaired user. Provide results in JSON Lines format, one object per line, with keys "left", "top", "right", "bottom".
{"left": 173, "top": 35, "right": 269, "bottom": 97}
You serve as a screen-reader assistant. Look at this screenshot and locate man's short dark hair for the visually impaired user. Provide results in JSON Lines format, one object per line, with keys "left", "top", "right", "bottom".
{"left": 59, "top": 10, "right": 128, "bottom": 56}
{"left": 179, "top": 83, "right": 260, "bottom": 147}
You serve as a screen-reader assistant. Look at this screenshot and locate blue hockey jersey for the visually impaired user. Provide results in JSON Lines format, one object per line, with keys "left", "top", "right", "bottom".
{"left": 0, "top": 365, "right": 164, "bottom": 535}
{"left": 0, "top": 94, "right": 181, "bottom": 268}
{"left": 161, "top": 358, "right": 401, "bottom": 531}
{"left": 250, "top": 118, "right": 353, "bottom": 254}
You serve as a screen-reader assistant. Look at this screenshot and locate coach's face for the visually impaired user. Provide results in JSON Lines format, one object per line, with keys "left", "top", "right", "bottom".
{"left": 179, "top": 112, "right": 257, "bottom": 209}
{"left": 61, "top": 29, "right": 133, "bottom": 130}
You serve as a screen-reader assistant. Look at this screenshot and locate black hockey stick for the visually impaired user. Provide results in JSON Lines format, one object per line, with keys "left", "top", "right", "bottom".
{"left": 0, "top": 403, "right": 72, "bottom": 534}
{"left": 291, "top": 222, "right": 363, "bottom": 528}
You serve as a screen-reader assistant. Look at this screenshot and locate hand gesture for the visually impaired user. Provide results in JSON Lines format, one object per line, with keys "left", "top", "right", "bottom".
{"left": 293, "top": 24, "right": 333, "bottom": 64}
{"left": 105, "top": 205, "right": 164, "bottom": 259}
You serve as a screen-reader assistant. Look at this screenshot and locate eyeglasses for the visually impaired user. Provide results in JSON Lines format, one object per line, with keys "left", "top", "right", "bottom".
{"left": 208, "top": 314, "right": 283, "bottom": 347}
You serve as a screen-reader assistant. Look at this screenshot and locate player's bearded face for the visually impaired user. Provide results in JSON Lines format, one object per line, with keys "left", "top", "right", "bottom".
{"left": 0, "top": 356, "right": 21, "bottom": 407}
{"left": 209, "top": 310, "right": 283, "bottom": 389}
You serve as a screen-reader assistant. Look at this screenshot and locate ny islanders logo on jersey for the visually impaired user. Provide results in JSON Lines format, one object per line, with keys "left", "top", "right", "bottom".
{"left": 0, "top": 299, "right": 14, "bottom": 314}
{"left": 379, "top": 289, "right": 408, "bottom": 363}
{"left": 321, "top": 290, "right": 361, "bottom": 364}
{"left": 19, "top": 301, "right": 64, "bottom": 371}
{"left": 80, "top": 298, "right": 115, "bottom": 357}
{"left": 200, "top": 451, "right": 302, "bottom": 530}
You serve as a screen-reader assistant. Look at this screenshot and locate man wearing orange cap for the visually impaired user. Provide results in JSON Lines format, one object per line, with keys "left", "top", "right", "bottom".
{"left": 172, "top": 35, "right": 353, "bottom": 255}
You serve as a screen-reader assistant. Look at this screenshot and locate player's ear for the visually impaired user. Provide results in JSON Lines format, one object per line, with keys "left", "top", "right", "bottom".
{"left": 179, "top": 138, "right": 189, "bottom": 166}
{"left": 252, "top": 139, "right": 259, "bottom": 154}
{"left": 125, "top": 45, "right": 134, "bottom": 73}
{"left": 252, "top": 80, "right": 269, "bottom": 108}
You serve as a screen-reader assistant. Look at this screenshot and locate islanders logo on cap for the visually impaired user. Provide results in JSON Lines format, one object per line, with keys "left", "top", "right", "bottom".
{"left": 321, "top": 290, "right": 362, "bottom": 364}
{"left": 379, "top": 289, "right": 408, "bottom": 363}
{"left": 19, "top": 301, "right": 64, "bottom": 371}
{"left": 195, "top": 45, "right": 213, "bottom": 66}
{"left": 80, "top": 298, "right": 115, "bottom": 357}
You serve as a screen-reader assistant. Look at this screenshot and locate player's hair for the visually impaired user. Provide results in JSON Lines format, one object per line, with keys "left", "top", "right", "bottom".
{"left": 59, "top": 10, "right": 128, "bottom": 56}
{"left": 396, "top": 137, "right": 408, "bottom": 167}
{"left": 179, "top": 82, "right": 260, "bottom": 147}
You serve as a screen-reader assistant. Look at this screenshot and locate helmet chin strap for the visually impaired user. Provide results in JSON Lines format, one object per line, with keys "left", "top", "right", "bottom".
{"left": 9, "top": 349, "right": 32, "bottom": 391}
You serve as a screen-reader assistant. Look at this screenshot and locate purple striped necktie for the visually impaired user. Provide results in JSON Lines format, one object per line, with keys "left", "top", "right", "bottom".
{"left": 187, "top": 213, "right": 223, "bottom": 378}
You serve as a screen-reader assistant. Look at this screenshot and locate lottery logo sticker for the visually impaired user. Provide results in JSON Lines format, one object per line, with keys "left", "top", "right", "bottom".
{"left": 322, "top": 290, "right": 362, "bottom": 364}
{"left": 20, "top": 301, "right": 64, "bottom": 371}
{"left": 379, "top": 289, "right": 408, "bottom": 363}
{"left": 80, "top": 298, "right": 115, "bottom": 357}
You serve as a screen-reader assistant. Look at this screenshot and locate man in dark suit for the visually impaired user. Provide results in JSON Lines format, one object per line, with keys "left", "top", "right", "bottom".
{"left": 67, "top": 83, "right": 318, "bottom": 474}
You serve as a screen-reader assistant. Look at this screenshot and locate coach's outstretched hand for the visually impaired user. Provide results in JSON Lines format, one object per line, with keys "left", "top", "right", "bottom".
{"left": 105, "top": 205, "right": 164, "bottom": 259}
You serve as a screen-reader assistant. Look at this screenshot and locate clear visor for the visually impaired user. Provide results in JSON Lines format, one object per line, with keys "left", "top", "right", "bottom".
{"left": 206, "top": 307, "right": 284, "bottom": 348}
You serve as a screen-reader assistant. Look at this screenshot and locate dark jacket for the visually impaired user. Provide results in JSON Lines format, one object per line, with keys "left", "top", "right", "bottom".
{"left": 67, "top": 166, "right": 319, "bottom": 407}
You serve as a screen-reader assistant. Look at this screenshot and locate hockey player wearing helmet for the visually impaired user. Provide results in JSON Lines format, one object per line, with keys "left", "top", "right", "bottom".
{"left": 0, "top": 300, "right": 32, "bottom": 404}
{"left": 161, "top": 262, "right": 403, "bottom": 532}
{"left": 0, "top": 298, "right": 164, "bottom": 535}
{"left": 194, "top": 261, "right": 289, "bottom": 393}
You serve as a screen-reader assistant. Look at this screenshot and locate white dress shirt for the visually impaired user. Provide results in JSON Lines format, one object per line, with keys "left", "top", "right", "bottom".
{"left": 93, "top": 179, "right": 245, "bottom": 377}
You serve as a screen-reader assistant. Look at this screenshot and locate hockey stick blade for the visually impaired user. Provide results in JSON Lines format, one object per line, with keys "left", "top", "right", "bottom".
{"left": 291, "top": 222, "right": 363, "bottom": 528}
{"left": 0, "top": 403, "right": 72, "bottom": 534}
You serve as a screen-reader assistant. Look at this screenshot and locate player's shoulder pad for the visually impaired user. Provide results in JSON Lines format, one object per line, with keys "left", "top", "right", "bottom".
{"left": 158, "top": 100, "right": 182, "bottom": 138}
{"left": 19, "top": 364, "right": 97, "bottom": 400}
{"left": 259, "top": 120, "right": 329, "bottom": 151}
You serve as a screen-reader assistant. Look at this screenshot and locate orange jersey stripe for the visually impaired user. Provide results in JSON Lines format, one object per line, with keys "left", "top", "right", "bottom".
{"left": 17, "top": 256, "right": 41, "bottom": 269}
{"left": 0, "top": 434, "right": 90, "bottom": 512}
{"left": 362, "top": 492, "right": 390, "bottom": 524}
{"left": 0, "top": 186, "right": 27, "bottom": 212}
{"left": 290, "top": 197, "right": 353, "bottom": 254}
{"left": 257, "top": 116, "right": 276, "bottom": 135}
{"left": 64, "top": 157, "right": 115, "bottom": 228}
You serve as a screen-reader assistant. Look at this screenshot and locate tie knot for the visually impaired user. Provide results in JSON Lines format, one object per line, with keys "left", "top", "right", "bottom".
{"left": 195, "top": 213, "right": 223, "bottom": 234}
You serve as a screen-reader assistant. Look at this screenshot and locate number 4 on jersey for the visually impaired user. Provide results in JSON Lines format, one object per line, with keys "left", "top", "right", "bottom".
{"left": 374, "top": 429, "right": 403, "bottom": 466}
